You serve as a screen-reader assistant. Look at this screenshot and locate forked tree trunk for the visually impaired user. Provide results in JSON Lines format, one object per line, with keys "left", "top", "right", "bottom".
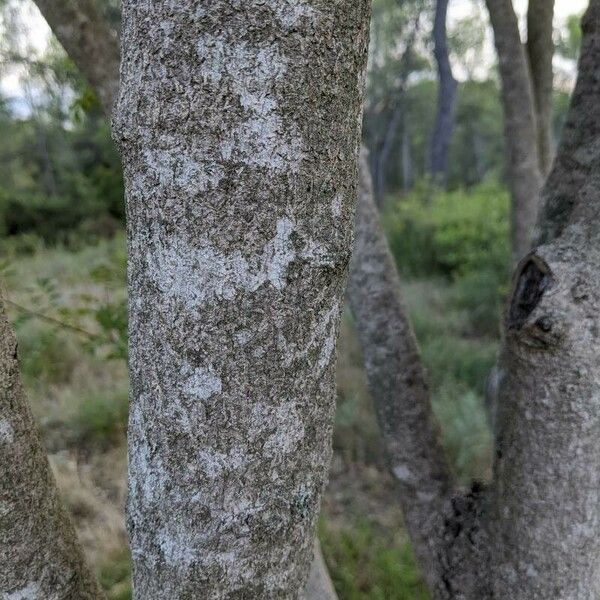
{"left": 526, "top": 0, "right": 555, "bottom": 176}
{"left": 485, "top": 0, "right": 543, "bottom": 260}
{"left": 113, "top": 1, "right": 370, "bottom": 597}
{"left": 489, "top": 7, "right": 600, "bottom": 596}
{"left": 430, "top": 0, "right": 458, "bottom": 185}
{"left": 0, "top": 300, "right": 104, "bottom": 599}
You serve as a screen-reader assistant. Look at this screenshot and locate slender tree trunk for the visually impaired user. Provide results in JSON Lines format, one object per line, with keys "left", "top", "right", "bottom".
{"left": 33, "top": 0, "right": 120, "bottom": 115}
{"left": 0, "top": 298, "right": 104, "bottom": 599}
{"left": 375, "top": 101, "right": 404, "bottom": 206}
{"left": 373, "top": 9, "right": 421, "bottom": 206}
{"left": 305, "top": 541, "right": 339, "bottom": 600}
{"left": 113, "top": 1, "right": 370, "bottom": 597}
{"left": 430, "top": 0, "right": 458, "bottom": 185}
{"left": 401, "top": 115, "right": 414, "bottom": 193}
{"left": 526, "top": 0, "right": 555, "bottom": 177}
{"left": 485, "top": 0, "right": 543, "bottom": 260}
{"left": 348, "top": 150, "right": 464, "bottom": 596}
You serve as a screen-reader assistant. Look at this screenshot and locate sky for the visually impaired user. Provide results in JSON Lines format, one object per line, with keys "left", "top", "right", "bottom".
{"left": 0, "top": 0, "right": 591, "bottom": 102}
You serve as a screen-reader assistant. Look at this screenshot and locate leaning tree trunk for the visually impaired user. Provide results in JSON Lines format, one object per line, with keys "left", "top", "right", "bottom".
{"left": 113, "top": 1, "right": 371, "bottom": 597}
{"left": 485, "top": 0, "right": 543, "bottom": 261}
{"left": 0, "top": 299, "right": 104, "bottom": 599}
{"left": 526, "top": 0, "right": 555, "bottom": 177}
{"left": 348, "top": 149, "right": 462, "bottom": 596}
{"left": 33, "top": 0, "right": 120, "bottom": 115}
{"left": 430, "top": 0, "right": 458, "bottom": 185}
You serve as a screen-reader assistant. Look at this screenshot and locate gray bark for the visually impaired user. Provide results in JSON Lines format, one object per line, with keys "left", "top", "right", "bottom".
{"left": 485, "top": 0, "right": 543, "bottom": 260}
{"left": 33, "top": 0, "right": 120, "bottom": 115}
{"left": 28, "top": 2, "right": 345, "bottom": 595}
{"left": 430, "top": 0, "right": 458, "bottom": 185}
{"left": 113, "top": 1, "right": 371, "bottom": 598}
{"left": 489, "top": 4, "right": 600, "bottom": 597}
{"left": 348, "top": 149, "right": 462, "bottom": 595}
{"left": 526, "top": 0, "right": 555, "bottom": 177}
{"left": 0, "top": 298, "right": 104, "bottom": 599}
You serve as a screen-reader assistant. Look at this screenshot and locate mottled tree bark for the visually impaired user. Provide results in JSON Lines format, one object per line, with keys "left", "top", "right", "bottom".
{"left": 348, "top": 150, "right": 464, "bottom": 596}
{"left": 526, "top": 0, "right": 555, "bottom": 177}
{"left": 489, "top": 4, "right": 600, "bottom": 597}
{"left": 485, "top": 0, "right": 543, "bottom": 260}
{"left": 0, "top": 298, "right": 104, "bottom": 599}
{"left": 114, "top": 1, "right": 370, "bottom": 598}
{"left": 430, "top": 0, "right": 458, "bottom": 185}
{"left": 28, "top": 2, "right": 346, "bottom": 595}
{"left": 32, "top": 0, "right": 120, "bottom": 115}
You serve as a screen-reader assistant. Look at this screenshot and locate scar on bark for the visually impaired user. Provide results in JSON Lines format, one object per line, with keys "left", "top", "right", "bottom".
{"left": 508, "top": 255, "right": 552, "bottom": 330}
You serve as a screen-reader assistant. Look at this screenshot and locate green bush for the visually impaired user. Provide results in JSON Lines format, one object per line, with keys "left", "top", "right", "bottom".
{"left": 383, "top": 180, "right": 510, "bottom": 334}
{"left": 16, "top": 324, "right": 80, "bottom": 386}
{"left": 71, "top": 388, "right": 129, "bottom": 448}
{"left": 383, "top": 180, "right": 510, "bottom": 280}
{"left": 98, "top": 550, "right": 132, "bottom": 600}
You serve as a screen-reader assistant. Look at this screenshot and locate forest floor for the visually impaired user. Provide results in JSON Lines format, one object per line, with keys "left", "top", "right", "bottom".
{"left": 2, "top": 232, "right": 496, "bottom": 599}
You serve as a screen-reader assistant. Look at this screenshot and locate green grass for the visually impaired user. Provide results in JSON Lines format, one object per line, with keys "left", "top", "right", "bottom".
{"left": 320, "top": 520, "right": 430, "bottom": 600}
{"left": 98, "top": 549, "right": 132, "bottom": 600}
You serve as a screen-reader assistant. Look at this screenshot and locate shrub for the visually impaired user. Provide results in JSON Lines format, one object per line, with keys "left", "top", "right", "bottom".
{"left": 383, "top": 180, "right": 510, "bottom": 280}
{"left": 383, "top": 180, "right": 510, "bottom": 334}
{"left": 70, "top": 388, "right": 129, "bottom": 448}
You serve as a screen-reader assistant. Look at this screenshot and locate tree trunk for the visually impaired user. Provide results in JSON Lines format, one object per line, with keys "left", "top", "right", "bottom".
{"left": 348, "top": 149, "right": 459, "bottom": 595}
{"left": 375, "top": 101, "right": 404, "bottom": 206}
{"left": 485, "top": 0, "right": 543, "bottom": 261}
{"left": 489, "top": 4, "right": 600, "bottom": 597}
{"left": 33, "top": 0, "right": 120, "bottom": 115}
{"left": 430, "top": 0, "right": 458, "bottom": 185}
{"left": 526, "top": 0, "right": 555, "bottom": 177}
{"left": 401, "top": 115, "right": 414, "bottom": 193}
{"left": 0, "top": 298, "right": 104, "bottom": 599}
{"left": 113, "top": 1, "right": 371, "bottom": 597}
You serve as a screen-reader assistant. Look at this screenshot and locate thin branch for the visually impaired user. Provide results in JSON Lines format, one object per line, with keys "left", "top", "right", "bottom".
{"left": 4, "top": 297, "right": 102, "bottom": 340}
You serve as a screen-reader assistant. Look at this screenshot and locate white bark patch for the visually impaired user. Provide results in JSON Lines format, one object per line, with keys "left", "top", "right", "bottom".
{"left": 393, "top": 464, "right": 413, "bottom": 482}
{"left": 148, "top": 218, "right": 331, "bottom": 308}
{"left": 0, "top": 419, "right": 14, "bottom": 444}
{"left": 250, "top": 401, "right": 306, "bottom": 455}
{"left": 143, "top": 148, "right": 224, "bottom": 194}
{"left": 272, "top": 3, "right": 317, "bottom": 28}
{"left": 182, "top": 366, "right": 222, "bottom": 401}
{"left": 196, "top": 37, "right": 303, "bottom": 171}
{"left": 4, "top": 582, "right": 42, "bottom": 600}
{"left": 331, "top": 193, "right": 343, "bottom": 218}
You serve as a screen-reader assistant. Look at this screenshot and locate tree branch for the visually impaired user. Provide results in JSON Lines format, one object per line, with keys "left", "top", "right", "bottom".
{"left": 485, "top": 0, "right": 543, "bottom": 260}
{"left": 526, "top": 0, "right": 555, "bottom": 177}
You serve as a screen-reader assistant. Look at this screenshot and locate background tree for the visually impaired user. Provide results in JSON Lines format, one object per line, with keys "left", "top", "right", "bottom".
{"left": 429, "top": 0, "right": 457, "bottom": 185}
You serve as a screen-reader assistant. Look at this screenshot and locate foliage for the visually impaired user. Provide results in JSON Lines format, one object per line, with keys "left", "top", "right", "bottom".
{"left": 383, "top": 180, "right": 510, "bottom": 334}
{"left": 320, "top": 519, "right": 430, "bottom": 600}
{"left": 70, "top": 388, "right": 129, "bottom": 449}
{"left": 98, "top": 550, "right": 132, "bottom": 600}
